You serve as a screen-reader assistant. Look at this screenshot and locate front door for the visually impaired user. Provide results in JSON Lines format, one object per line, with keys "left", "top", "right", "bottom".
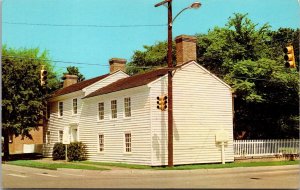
{"left": 70, "top": 127, "right": 78, "bottom": 142}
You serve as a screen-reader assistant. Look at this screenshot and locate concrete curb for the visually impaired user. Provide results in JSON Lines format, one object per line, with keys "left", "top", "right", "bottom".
{"left": 55, "top": 164, "right": 300, "bottom": 176}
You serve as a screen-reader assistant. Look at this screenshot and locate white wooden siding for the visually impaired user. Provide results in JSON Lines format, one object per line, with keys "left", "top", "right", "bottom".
{"left": 150, "top": 62, "right": 234, "bottom": 166}
{"left": 43, "top": 94, "right": 83, "bottom": 156}
{"left": 44, "top": 72, "right": 128, "bottom": 157}
{"left": 149, "top": 75, "right": 169, "bottom": 166}
{"left": 79, "top": 86, "right": 153, "bottom": 165}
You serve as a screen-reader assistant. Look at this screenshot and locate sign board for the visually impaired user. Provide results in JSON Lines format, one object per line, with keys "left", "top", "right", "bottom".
{"left": 215, "top": 130, "right": 229, "bottom": 143}
{"left": 63, "top": 126, "right": 70, "bottom": 145}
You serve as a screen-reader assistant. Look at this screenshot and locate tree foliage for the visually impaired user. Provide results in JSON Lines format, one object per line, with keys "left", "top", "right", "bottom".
{"left": 127, "top": 13, "right": 299, "bottom": 139}
{"left": 197, "top": 13, "right": 299, "bottom": 139}
{"left": 126, "top": 41, "right": 175, "bottom": 75}
{"left": 225, "top": 59, "right": 299, "bottom": 139}
{"left": 197, "top": 13, "right": 271, "bottom": 75}
{"left": 2, "top": 45, "right": 60, "bottom": 160}
{"left": 62, "top": 66, "right": 85, "bottom": 82}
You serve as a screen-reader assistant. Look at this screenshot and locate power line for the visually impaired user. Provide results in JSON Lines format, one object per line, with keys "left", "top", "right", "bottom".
{"left": 2, "top": 55, "right": 154, "bottom": 69}
{"left": 3, "top": 21, "right": 167, "bottom": 28}
{"left": 4, "top": 55, "right": 298, "bottom": 83}
{"left": 2, "top": 55, "right": 101, "bottom": 66}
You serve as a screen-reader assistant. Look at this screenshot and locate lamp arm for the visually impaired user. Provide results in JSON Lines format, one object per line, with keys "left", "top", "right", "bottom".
{"left": 170, "top": 7, "right": 190, "bottom": 26}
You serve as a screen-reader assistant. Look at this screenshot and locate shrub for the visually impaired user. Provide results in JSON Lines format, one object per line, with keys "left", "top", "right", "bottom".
{"left": 67, "top": 142, "right": 87, "bottom": 161}
{"left": 52, "top": 142, "right": 65, "bottom": 160}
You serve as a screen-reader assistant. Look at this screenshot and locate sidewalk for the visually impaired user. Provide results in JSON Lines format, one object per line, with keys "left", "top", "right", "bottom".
{"left": 33, "top": 157, "right": 300, "bottom": 174}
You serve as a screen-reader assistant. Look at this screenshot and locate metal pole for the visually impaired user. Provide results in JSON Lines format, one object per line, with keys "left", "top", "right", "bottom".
{"left": 65, "top": 144, "right": 68, "bottom": 161}
{"left": 167, "top": 0, "right": 173, "bottom": 167}
{"left": 221, "top": 142, "right": 225, "bottom": 164}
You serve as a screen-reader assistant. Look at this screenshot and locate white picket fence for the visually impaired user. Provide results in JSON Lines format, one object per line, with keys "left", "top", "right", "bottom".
{"left": 233, "top": 139, "right": 300, "bottom": 157}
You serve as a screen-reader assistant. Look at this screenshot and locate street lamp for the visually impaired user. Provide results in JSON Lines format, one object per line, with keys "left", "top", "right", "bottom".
{"left": 171, "top": 2, "right": 201, "bottom": 26}
{"left": 154, "top": 0, "right": 201, "bottom": 167}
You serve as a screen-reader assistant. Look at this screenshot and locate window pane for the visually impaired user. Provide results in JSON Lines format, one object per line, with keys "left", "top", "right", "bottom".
{"left": 111, "top": 100, "right": 117, "bottom": 119}
{"left": 124, "top": 97, "right": 131, "bottom": 117}
{"left": 59, "top": 102, "right": 63, "bottom": 117}
{"left": 98, "top": 102, "right": 104, "bottom": 120}
{"left": 99, "top": 134, "right": 104, "bottom": 152}
{"left": 73, "top": 99, "right": 77, "bottom": 114}
{"left": 125, "top": 133, "right": 131, "bottom": 152}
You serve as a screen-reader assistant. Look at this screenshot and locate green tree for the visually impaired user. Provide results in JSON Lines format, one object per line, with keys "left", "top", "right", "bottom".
{"left": 196, "top": 13, "right": 270, "bottom": 75}
{"left": 62, "top": 66, "right": 85, "bottom": 82}
{"left": 126, "top": 13, "right": 299, "bottom": 139}
{"left": 126, "top": 41, "right": 175, "bottom": 75}
{"left": 2, "top": 45, "right": 60, "bottom": 160}
{"left": 225, "top": 59, "right": 299, "bottom": 139}
{"left": 196, "top": 14, "right": 299, "bottom": 139}
{"left": 266, "top": 28, "right": 299, "bottom": 67}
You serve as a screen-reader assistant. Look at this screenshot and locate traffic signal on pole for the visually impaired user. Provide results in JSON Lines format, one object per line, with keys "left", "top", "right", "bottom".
{"left": 40, "top": 68, "right": 48, "bottom": 86}
{"left": 156, "top": 95, "right": 168, "bottom": 111}
{"left": 283, "top": 45, "right": 296, "bottom": 68}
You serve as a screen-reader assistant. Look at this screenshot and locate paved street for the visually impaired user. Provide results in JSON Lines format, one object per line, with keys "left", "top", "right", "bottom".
{"left": 2, "top": 164, "right": 299, "bottom": 189}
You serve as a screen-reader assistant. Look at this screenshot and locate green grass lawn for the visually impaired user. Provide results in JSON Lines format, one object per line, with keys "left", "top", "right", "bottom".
{"left": 157, "top": 160, "right": 300, "bottom": 170}
{"left": 5, "top": 159, "right": 299, "bottom": 171}
{"left": 82, "top": 161, "right": 153, "bottom": 169}
{"left": 6, "top": 160, "right": 109, "bottom": 170}
{"left": 83, "top": 160, "right": 299, "bottom": 170}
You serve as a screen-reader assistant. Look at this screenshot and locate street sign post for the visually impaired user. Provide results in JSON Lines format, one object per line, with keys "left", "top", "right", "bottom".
{"left": 216, "top": 130, "right": 229, "bottom": 164}
{"left": 63, "top": 127, "right": 70, "bottom": 161}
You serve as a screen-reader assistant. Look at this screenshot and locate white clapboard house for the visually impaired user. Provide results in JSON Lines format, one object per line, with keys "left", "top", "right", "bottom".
{"left": 44, "top": 35, "right": 234, "bottom": 166}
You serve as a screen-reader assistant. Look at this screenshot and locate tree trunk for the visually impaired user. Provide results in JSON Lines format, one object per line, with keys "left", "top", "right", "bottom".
{"left": 2, "top": 129, "right": 10, "bottom": 161}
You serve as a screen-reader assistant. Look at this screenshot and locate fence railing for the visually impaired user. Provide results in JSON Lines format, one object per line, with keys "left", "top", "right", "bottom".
{"left": 233, "top": 139, "right": 300, "bottom": 157}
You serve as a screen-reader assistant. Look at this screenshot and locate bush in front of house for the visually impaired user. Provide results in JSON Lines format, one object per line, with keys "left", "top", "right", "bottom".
{"left": 67, "top": 142, "right": 87, "bottom": 161}
{"left": 52, "top": 142, "right": 65, "bottom": 160}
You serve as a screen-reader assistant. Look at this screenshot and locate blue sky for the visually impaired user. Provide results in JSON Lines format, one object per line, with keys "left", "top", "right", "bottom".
{"left": 3, "top": 0, "right": 300, "bottom": 79}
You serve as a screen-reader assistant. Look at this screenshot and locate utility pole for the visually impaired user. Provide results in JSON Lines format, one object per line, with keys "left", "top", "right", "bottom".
{"left": 155, "top": 0, "right": 173, "bottom": 167}
{"left": 167, "top": 0, "right": 174, "bottom": 168}
{"left": 155, "top": 0, "right": 201, "bottom": 167}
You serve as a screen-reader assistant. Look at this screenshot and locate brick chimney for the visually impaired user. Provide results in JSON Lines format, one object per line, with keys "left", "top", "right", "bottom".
{"left": 175, "top": 35, "right": 197, "bottom": 65}
{"left": 63, "top": 75, "right": 78, "bottom": 88}
{"left": 109, "top": 58, "right": 126, "bottom": 74}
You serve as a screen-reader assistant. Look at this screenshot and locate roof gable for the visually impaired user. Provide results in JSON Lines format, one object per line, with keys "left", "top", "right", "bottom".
{"left": 84, "top": 68, "right": 169, "bottom": 99}
{"left": 51, "top": 74, "right": 110, "bottom": 98}
{"left": 179, "top": 61, "right": 231, "bottom": 89}
{"left": 83, "top": 61, "right": 231, "bottom": 99}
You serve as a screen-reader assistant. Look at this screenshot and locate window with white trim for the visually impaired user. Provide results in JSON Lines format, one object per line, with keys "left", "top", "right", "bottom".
{"left": 124, "top": 97, "right": 131, "bottom": 117}
{"left": 98, "top": 102, "right": 104, "bottom": 120}
{"left": 58, "top": 102, "right": 63, "bottom": 117}
{"left": 111, "top": 100, "right": 117, "bottom": 119}
{"left": 98, "top": 134, "right": 104, "bottom": 152}
{"left": 125, "top": 133, "right": 131, "bottom": 153}
{"left": 73, "top": 99, "right": 78, "bottom": 115}
{"left": 58, "top": 130, "right": 63, "bottom": 143}
{"left": 46, "top": 131, "right": 51, "bottom": 144}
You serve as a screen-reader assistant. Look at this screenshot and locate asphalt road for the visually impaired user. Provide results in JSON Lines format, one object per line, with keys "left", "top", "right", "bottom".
{"left": 2, "top": 164, "right": 299, "bottom": 189}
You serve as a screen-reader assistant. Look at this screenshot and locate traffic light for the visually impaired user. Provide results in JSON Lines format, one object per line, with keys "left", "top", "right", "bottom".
{"left": 40, "top": 68, "right": 48, "bottom": 86}
{"left": 284, "top": 45, "right": 296, "bottom": 68}
{"left": 163, "top": 95, "right": 167, "bottom": 110}
{"left": 156, "top": 95, "right": 168, "bottom": 111}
